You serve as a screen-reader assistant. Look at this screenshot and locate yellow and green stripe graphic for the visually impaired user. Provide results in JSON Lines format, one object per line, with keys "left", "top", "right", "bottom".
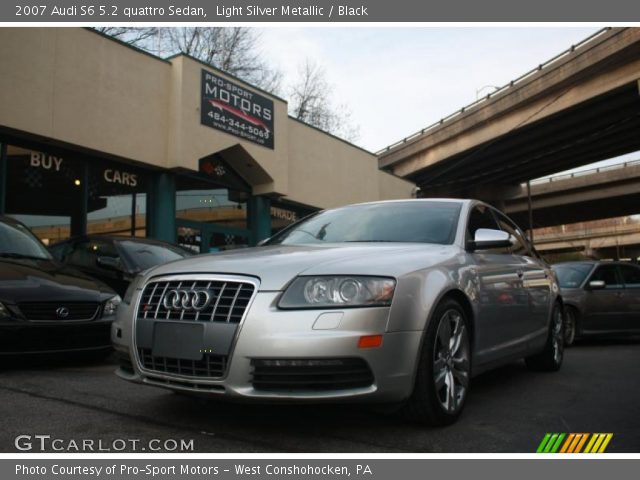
{"left": 536, "top": 433, "right": 613, "bottom": 453}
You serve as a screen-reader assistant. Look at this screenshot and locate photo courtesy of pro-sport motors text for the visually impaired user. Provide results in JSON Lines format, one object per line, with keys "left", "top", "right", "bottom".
{"left": 0, "top": 0, "right": 639, "bottom": 479}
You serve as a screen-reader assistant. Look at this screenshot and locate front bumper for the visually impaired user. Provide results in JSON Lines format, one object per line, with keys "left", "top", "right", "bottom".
{"left": 112, "top": 289, "right": 421, "bottom": 403}
{"left": 0, "top": 318, "right": 113, "bottom": 355}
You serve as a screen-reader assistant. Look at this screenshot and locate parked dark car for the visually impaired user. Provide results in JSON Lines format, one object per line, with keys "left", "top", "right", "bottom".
{"left": 0, "top": 216, "right": 120, "bottom": 355}
{"left": 49, "top": 236, "right": 194, "bottom": 296}
{"left": 552, "top": 261, "right": 640, "bottom": 345}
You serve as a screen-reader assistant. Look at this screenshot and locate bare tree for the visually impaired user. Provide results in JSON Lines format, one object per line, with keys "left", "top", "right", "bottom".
{"left": 95, "top": 29, "right": 359, "bottom": 142}
{"left": 94, "top": 27, "right": 281, "bottom": 94}
{"left": 94, "top": 27, "right": 158, "bottom": 48}
{"left": 288, "top": 60, "right": 360, "bottom": 142}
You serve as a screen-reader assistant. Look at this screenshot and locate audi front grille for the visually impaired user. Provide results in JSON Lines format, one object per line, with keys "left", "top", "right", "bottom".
{"left": 136, "top": 279, "right": 255, "bottom": 323}
{"left": 134, "top": 276, "right": 257, "bottom": 381}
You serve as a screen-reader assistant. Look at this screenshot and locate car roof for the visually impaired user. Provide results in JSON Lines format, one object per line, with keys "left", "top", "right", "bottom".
{"left": 51, "top": 235, "right": 180, "bottom": 247}
{"left": 554, "top": 260, "right": 639, "bottom": 266}
{"left": 553, "top": 261, "right": 598, "bottom": 266}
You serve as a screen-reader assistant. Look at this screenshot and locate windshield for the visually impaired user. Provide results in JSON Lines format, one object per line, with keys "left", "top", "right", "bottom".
{"left": 552, "top": 263, "right": 593, "bottom": 288}
{"left": 119, "top": 240, "right": 192, "bottom": 271}
{"left": 0, "top": 220, "right": 52, "bottom": 260}
{"left": 267, "top": 201, "right": 462, "bottom": 245}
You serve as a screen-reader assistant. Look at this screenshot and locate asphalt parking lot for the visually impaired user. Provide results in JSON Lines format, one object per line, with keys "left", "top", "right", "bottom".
{"left": 1, "top": 339, "right": 639, "bottom": 453}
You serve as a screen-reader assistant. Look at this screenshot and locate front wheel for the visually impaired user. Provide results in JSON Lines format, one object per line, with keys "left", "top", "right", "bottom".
{"left": 401, "top": 298, "right": 471, "bottom": 426}
{"left": 525, "top": 302, "right": 564, "bottom": 371}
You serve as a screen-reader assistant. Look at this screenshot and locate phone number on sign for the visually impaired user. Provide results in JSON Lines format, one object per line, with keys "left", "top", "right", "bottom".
{"left": 15, "top": 5, "right": 207, "bottom": 17}
{"left": 209, "top": 112, "right": 271, "bottom": 139}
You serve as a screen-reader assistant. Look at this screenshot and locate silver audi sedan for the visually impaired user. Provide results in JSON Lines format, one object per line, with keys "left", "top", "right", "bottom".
{"left": 112, "top": 199, "right": 564, "bottom": 425}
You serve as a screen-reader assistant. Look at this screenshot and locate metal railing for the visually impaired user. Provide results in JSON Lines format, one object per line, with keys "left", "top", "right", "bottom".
{"left": 377, "top": 27, "right": 612, "bottom": 156}
{"left": 529, "top": 158, "right": 640, "bottom": 185}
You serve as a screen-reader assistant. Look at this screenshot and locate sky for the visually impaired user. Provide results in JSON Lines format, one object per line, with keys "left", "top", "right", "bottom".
{"left": 259, "top": 27, "right": 636, "bottom": 174}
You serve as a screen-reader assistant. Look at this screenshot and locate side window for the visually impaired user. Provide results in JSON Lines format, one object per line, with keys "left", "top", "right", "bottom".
{"left": 66, "top": 240, "right": 119, "bottom": 269}
{"left": 619, "top": 265, "right": 640, "bottom": 288}
{"left": 494, "top": 211, "right": 532, "bottom": 257}
{"left": 467, "top": 205, "right": 509, "bottom": 254}
{"left": 589, "top": 265, "right": 623, "bottom": 289}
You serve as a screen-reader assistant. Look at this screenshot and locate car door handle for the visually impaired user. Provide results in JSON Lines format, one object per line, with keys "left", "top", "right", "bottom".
{"left": 516, "top": 270, "right": 524, "bottom": 278}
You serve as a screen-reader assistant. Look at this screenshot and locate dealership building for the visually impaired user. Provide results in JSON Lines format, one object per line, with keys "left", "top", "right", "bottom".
{"left": 0, "top": 28, "right": 412, "bottom": 251}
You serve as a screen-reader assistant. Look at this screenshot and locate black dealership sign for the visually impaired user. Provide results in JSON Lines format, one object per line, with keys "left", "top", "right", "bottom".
{"left": 200, "top": 69, "right": 274, "bottom": 149}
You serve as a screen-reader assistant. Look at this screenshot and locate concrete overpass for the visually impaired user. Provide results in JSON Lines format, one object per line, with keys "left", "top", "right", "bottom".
{"left": 378, "top": 28, "right": 640, "bottom": 202}
{"left": 534, "top": 220, "right": 640, "bottom": 260}
{"left": 504, "top": 159, "right": 640, "bottom": 227}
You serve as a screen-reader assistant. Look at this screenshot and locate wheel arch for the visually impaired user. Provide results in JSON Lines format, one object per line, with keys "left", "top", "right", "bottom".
{"left": 563, "top": 302, "right": 582, "bottom": 333}
{"left": 414, "top": 288, "right": 476, "bottom": 363}
{"left": 438, "top": 289, "right": 475, "bottom": 347}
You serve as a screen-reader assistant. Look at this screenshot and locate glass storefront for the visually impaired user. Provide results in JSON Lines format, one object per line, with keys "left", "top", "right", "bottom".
{"left": 0, "top": 141, "right": 297, "bottom": 249}
{"left": 270, "top": 201, "right": 317, "bottom": 236}
{"left": 86, "top": 159, "right": 147, "bottom": 237}
{"left": 4, "top": 145, "right": 83, "bottom": 244}
{"left": 175, "top": 164, "right": 251, "bottom": 252}
{"left": 2, "top": 143, "right": 147, "bottom": 244}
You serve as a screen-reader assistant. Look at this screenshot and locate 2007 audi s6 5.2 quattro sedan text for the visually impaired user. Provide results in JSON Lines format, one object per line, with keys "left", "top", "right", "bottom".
{"left": 112, "top": 199, "right": 564, "bottom": 425}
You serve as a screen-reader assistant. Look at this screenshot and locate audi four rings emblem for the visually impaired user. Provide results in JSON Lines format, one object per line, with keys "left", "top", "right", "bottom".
{"left": 162, "top": 289, "right": 212, "bottom": 311}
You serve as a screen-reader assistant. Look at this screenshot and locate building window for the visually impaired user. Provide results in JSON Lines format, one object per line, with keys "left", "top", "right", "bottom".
{"left": 87, "top": 161, "right": 147, "bottom": 237}
{"left": 4, "top": 145, "right": 83, "bottom": 244}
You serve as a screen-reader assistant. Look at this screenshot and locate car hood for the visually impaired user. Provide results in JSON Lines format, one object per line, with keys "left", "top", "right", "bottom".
{"left": 0, "top": 257, "right": 114, "bottom": 304}
{"left": 145, "top": 243, "right": 462, "bottom": 290}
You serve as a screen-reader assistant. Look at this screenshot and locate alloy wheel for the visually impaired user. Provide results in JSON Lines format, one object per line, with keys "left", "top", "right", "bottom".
{"left": 433, "top": 309, "right": 470, "bottom": 413}
{"left": 564, "top": 308, "right": 576, "bottom": 345}
{"left": 552, "top": 306, "right": 564, "bottom": 363}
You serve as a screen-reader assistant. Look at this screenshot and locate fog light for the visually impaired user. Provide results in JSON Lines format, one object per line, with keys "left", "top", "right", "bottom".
{"left": 358, "top": 334, "right": 383, "bottom": 349}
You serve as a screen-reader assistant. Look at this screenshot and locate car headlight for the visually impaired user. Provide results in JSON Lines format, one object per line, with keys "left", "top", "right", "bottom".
{"left": 123, "top": 274, "right": 145, "bottom": 304}
{"left": 278, "top": 276, "right": 396, "bottom": 309}
{"left": 0, "top": 302, "right": 11, "bottom": 319}
{"left": 103, "top": 295, "right": 122, "bottom": 317}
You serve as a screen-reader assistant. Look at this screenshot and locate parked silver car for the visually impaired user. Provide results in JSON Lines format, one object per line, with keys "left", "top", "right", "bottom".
{"left": 553, "top": 260, "right": 640, "bottom": 345}
{"left": 112, "top": 199, "right": 563, "bottom": 425}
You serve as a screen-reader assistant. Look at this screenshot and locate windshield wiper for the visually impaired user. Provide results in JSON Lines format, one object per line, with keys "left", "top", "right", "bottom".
{"left": 0, "top": 252, "right": 48, "bottom": 260}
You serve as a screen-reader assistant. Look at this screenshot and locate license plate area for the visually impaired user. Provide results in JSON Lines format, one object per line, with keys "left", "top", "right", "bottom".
{"left": 152, "top": 322, "right": 204, "bottom": 361}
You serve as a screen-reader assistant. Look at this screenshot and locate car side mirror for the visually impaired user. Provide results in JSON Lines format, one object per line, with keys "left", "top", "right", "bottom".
{"left": 588, "top": 280, "right": 606, "bottom": 290}
{"left": 468, "top": 228, "right": 512, "bottom": 251}
{"left": 96, "top": 256, "right": 121, "bottom": 271}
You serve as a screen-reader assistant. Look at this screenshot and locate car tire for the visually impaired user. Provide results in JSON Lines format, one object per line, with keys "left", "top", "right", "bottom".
{"left": 525, "top": 302, "right": 564, "bottom": 372}
{"left": 563, "top": 306, "right": 577, "bottom": 347}
{"left": 401, "top": 298, "right": 471, "bottom": 426}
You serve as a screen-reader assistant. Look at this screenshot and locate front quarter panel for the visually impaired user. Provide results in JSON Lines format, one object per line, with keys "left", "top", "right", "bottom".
{"left": 387, "top": 252, "right": 478, "bottom": 334}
